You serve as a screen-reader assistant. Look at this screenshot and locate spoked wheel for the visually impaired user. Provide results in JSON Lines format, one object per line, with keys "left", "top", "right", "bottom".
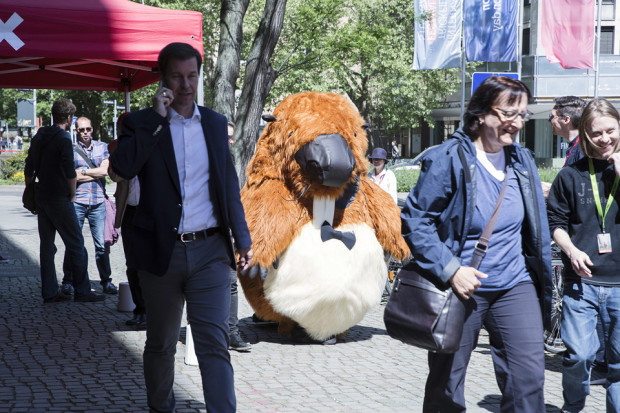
{"left": 544, "top": 243, "right": 566, "bottom": 354}
{"left": 382, "top": 256, "right": 403, "bottom": 300}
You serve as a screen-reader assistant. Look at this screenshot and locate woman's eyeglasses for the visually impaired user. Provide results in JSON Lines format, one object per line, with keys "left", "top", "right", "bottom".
{"left": 491, "top": 106, "right": 533, "bottom": 122}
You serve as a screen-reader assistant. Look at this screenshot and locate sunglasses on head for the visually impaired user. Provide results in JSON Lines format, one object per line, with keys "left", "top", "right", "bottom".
{"left": 78, "top": 127, "right": 93, "bottom": 133}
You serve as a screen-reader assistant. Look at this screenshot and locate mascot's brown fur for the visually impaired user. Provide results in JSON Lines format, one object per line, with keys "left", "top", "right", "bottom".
{"left": 239, "top": 91, "right": 409, "bottom": 341}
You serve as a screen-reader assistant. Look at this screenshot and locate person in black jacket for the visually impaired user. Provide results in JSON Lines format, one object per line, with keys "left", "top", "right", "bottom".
{"left": 24, "top": 99, "right": 104, "bottom": 303}
{"left": 547, "top": 97, "right": 620, "bottom": 413}
{"left": 109, "top": 43, "right": 252, "bottom": 413}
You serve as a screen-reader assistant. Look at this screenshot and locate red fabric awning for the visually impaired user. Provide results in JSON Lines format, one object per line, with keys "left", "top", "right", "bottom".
{"left": 0, "top": 0, "right": 203, "bottom": 91}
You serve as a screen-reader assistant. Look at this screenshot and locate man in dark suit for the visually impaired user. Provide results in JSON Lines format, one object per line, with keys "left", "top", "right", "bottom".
{"left": 109, "top": 42, "right": 252, "bottom": 413}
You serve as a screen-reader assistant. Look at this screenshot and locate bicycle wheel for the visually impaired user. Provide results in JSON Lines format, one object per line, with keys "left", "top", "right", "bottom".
{"left": 544, "top": 243, "right": 566, "bottom": 353}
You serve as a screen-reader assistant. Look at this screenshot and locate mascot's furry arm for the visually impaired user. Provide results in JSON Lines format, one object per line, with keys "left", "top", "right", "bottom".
{"left": 332, "top": 176, "right": 410, "bottom": 262}
{"left": 359, "top": 178, "right": 410, "bottom": 261}
{"left": 240, "top": 179, "right": 308, "bottom": 268}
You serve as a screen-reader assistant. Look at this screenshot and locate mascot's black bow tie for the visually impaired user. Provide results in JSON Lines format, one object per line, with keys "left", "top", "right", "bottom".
{"left": 320, "top": 221, "right": 356, "bottom": 250}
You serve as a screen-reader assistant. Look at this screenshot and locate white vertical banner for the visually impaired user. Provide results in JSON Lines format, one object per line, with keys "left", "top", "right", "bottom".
{"left": 413, "top": 0, "right": 463, "bottom": 70}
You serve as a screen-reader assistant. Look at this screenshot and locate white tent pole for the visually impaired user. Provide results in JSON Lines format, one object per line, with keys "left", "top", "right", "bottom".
{"left": 198, "top": 64, "right": 205, "bottom": 106}
{"left": 594, "top": 0, "right": 602, "bottom": 98}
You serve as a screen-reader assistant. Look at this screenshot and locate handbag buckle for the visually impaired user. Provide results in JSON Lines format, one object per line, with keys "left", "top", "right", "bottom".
{"left": 474, "top": 241, "right": 488, "bottom": 252}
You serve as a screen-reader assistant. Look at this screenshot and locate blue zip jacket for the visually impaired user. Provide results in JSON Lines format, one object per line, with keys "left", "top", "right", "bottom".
{"left": 401, "top": 129, "right": 553, "bottom": 330}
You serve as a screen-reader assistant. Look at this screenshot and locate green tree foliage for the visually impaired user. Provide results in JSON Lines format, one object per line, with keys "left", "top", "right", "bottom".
{"left": 269, "top": 0, "right": 460, "bottom": 133}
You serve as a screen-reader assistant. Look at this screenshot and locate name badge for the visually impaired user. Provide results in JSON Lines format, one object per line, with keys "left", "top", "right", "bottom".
{"left": 597, "top": 233, "right": 612, "bottom": 254}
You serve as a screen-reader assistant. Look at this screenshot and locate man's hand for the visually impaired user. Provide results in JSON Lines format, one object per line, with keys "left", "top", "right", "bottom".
{"left": 237, "top": 247, "right": 253, "bottom": 272}
{"left": 553, "top": 228, "right": 593, "bottom": 278}
{"left": 567, "top": 247, "right": 593, "bottom": 278}
{"left": 152, "top": 83, "right": 174, "bottom": 118}
{"left": 449, "top": 266, "right": 488, "bottom": 300}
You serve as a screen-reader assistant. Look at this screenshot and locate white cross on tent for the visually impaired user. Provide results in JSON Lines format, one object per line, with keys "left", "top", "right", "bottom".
{"left": 0, "top": 12, "right": 24, "bottom": 51}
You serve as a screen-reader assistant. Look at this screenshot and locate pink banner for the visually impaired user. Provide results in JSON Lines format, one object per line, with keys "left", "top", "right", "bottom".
{"left": 541, "top": 0, "right": 595, "bottom": 69}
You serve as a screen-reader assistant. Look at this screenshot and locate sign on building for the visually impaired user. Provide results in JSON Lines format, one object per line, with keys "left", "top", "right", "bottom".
{"left": 17, "top": 98, "right": 35, "bottom": 127}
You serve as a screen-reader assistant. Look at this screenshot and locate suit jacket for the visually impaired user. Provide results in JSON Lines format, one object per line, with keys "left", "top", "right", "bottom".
{"left": 109, "top": 106, "right": 251, "bottom": 276}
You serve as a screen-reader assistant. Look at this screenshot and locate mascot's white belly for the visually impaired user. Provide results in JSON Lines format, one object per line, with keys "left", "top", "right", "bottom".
{"left": 263, "top": 221, "right": 387, "bottom": 340}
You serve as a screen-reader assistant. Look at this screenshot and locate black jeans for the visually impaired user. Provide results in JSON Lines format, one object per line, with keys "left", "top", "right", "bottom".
{"left": 121, "top": 205, "right": 145, "bottom": 315}
{"left": 423, "top": 282, "right": 545, "bottom": 413}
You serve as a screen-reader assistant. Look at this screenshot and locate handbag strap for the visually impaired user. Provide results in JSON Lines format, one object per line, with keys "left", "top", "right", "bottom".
{"left": 73, "top": 143, "right": 108, "bottom": 198}
{"left": 469, "top": 151, "right": 510, "bottom": 270}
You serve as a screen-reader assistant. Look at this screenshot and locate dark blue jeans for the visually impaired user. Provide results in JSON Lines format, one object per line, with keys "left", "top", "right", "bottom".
{"left": 62, "top": 201, "right": 112, "bottom": 285}
{"left": 36, "top": 195, "right": 91, "bottom": 299}
{"left": 423, "top": 281, "right": 545, "bottom": 413}
{"left": 139, "top": 234, "right": 234, "bottom": 413}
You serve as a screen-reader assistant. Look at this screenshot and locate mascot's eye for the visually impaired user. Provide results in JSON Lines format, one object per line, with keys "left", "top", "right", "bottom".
{"left": 354, "top": 133, "right": 357, "bottom": 137}
{"left": 362, "top": 123, "right": 370, "bottom": 130}
{"left": 262, "top": 114, "right": 276, "bottom": 122}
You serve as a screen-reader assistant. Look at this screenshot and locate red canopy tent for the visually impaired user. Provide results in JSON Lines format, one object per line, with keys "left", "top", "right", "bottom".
{"left": 0, "top": 0, "right": 203, "bottom": 96}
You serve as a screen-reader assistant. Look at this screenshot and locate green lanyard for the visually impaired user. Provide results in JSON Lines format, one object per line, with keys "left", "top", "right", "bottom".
{"left": 588, "top": 158, "right": 619, "bottom": 233}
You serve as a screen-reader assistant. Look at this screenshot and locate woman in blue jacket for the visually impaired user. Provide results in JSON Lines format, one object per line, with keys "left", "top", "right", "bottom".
{"left": 401, "top": 76, "right": 552, "bottom": 412}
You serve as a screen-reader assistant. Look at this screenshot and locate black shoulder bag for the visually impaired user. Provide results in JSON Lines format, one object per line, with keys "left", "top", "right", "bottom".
{"left": 384, "top": 153, "right": 510, "bottom": 353}
{"left": 23, "top": 135, "right": 55, "bottom": 214}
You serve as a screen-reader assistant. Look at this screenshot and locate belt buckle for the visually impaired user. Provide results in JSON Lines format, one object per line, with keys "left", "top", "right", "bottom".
{"left": 180, "top": 232, "right": 196, "bottom": 243}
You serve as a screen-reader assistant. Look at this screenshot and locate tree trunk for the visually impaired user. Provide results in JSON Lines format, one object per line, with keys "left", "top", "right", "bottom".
{"left": 212, "top": 0, "right": 250, "bottom": 121}
{"left": 232, "top": 0, "right": 287, "bottom": 187}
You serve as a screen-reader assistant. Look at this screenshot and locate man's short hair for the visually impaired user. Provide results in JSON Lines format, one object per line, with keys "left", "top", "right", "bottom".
{"left": 227, "top": 121, "right": 235, "bottom": 128}
{"left": 158, "top": 42, "right": 202, "bottom": 79}
{"left": 52, "top": 98, "right": 76, "bottom": 124}
{"left": 553, "top": 96, "right": 586, "bottom": 129}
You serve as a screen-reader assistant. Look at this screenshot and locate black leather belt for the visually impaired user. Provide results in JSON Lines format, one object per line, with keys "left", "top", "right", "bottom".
{"left": 177, "top": 227, "right": 219, "bottom": 243}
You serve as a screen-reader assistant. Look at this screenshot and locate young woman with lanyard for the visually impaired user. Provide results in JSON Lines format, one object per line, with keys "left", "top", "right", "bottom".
{"left": 547, "top": 98, "right": 620, "bottom": 412}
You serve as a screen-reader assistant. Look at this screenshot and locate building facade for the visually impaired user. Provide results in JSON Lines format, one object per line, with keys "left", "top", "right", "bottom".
{"left": 399, "top": 0, "right": 620, "bottom": 164}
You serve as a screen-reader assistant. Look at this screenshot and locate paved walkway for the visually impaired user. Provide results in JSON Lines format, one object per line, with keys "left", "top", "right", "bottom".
{"left": 0, "top": 185, "right": 606, "bottom": 412}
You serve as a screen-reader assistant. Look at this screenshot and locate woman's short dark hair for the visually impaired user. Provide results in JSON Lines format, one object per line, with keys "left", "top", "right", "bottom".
{"left": 158, "top": 42, "right": 202, "bottom": 78}
{"left": 463, "top": 76, "right": 532, "bottom": 137}
{"left": 579, "top": 98, "right": 620, "bottom": 159}
{"left": 52, "top": 98, "right": 76, "bottom": 124}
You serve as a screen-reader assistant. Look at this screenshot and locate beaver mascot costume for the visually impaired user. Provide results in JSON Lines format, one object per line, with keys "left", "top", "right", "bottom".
{"left": 239, "top": 91, "right": 409, "bottom": 343}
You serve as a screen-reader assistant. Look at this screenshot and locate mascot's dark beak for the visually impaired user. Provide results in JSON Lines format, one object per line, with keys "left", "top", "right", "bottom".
{"left": 294, "top": 133, "right": 356, "bottom": 187}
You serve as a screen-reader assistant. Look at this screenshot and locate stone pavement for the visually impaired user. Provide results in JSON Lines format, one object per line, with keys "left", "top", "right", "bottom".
{"left": 0, "top": 184, "right": 606, "bottom": 412}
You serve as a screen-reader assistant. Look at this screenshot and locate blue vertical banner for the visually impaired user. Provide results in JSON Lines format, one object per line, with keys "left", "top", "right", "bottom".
{"left": 413, "top": 0, "right": 463, "bottom": 70}
{"left": 463, "top": 0, "right": 518, "bottom": 62}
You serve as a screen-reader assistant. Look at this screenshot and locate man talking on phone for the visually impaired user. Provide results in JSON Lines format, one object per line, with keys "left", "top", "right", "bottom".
{"left": 109, "top": 42, "right": 252, "bottom": 413}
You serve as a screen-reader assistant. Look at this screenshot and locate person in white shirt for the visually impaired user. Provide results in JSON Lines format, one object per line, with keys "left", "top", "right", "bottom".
{"left": 367, "top": 147, "right": 398, "bottom": 204}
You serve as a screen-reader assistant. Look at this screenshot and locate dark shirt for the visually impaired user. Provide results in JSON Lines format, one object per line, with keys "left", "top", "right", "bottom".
{"left": 548, "top": 157, "right": 620, "bottom": 286}
{"left": 24, "top": 125, "right": 76, "bottom": 200}
{"left": 563, "top": 136, "right": 583, "bottom": 168}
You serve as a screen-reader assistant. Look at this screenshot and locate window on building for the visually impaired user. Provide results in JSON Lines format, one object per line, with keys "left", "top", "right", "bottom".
{"left": 522, "top": 28, "right": 530, "bottom": 55}
{"left": 600, "top": 27, "right": 614, "bottom": 54}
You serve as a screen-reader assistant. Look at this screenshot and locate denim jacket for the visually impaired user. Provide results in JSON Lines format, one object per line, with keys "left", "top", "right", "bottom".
{"left": 401, "top": 129, "right": 553, "bottom": 329}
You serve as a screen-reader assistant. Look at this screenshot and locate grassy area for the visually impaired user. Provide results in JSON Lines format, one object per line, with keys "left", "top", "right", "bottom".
{"left": 391, "top": 165, "right": 560, "bottom": 193}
